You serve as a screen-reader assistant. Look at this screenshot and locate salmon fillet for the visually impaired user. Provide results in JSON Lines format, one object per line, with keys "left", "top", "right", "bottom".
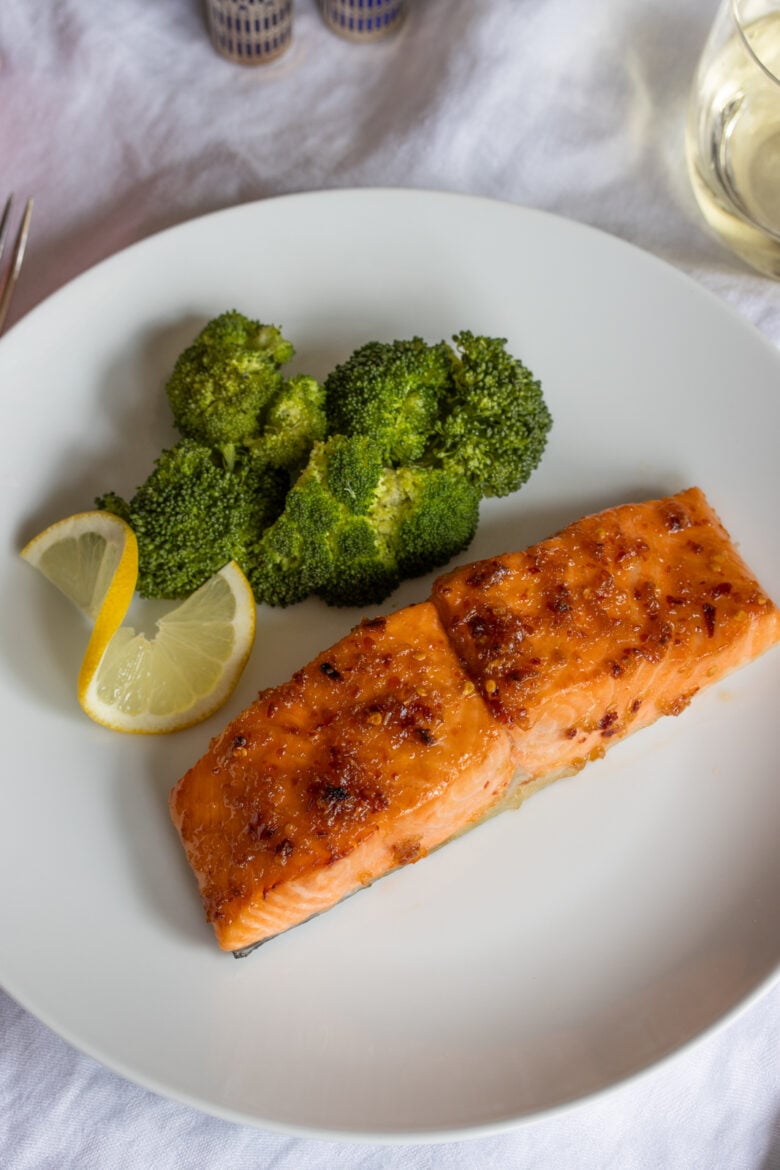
{"left": 170, "top": 488, "right": 780, "bottom": 952}
{"left": 170, "top": 601, "right": 518, "bottom": 952}
{"left": 432, "top": 486, "right": 780, "bottom": 783}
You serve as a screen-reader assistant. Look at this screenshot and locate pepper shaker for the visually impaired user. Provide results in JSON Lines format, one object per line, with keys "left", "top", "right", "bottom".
{"left": 206, "top": 0, "right": 293, "bottom": 65}
{"left": 319, "top": 0, "right": 407, "bottom": 42}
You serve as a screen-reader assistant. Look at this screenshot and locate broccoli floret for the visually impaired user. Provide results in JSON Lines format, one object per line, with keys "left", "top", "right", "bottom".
{"left": 323, "top": 430, "right": 385, "bottom": 514}
{"left": 316, "top": 464, "right": 480, "bottom": 608}
{"left": 96, "top": 439, "right": 287, "bottom": 599}
{"left": 247, "top": 374, "right": 327, "bottom": 473}
{"left": 248, "top": 435, "right": 480, "bottom": 608}
{"left": 194, "top": 310, "right": 294, "bottom": 363}
{"left": 324, "top": 337, "right": 453, "bottom": 464}
{"left": 245, "top": 436, "right": 344, "bottom": 608}
{"left": 165, "top": 311, "right": 295, "bottom": 456}
{"left": 428, "top": 331, "right": 552, "bottom": 498}
{"left": 95, "top": 490, "right": 131, "bottom": 525}
{"left": 320, "top": 515, "right": 400, "bottom": 609}
{"left": 394, "top": 465, "right": 480, "bottom": 579}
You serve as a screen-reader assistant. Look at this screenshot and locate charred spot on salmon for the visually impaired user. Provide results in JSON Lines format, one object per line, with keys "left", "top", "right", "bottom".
{"left": 598, "top": 710, "right": 618, "bottom": 736}
{"left": 466, "top": 613, "right": 490, "bottom": 641}
{"left": 465, "top": 560, "right": 510, "bottom": 590}
{"left": 703, "top": 602, "right": 716, "bottom": 637}
{"left": 320, "top": 661, "right": 343, "bottom": 681}
{"left": 564, "top": 726, "right": 578, "bottom": 739}
{"left": 246, "top": 814, "right": 278, "bottom": 841}
{"left": 392, "top": 838, "right": 422, "bottom": 865}
{"left": 274, "top": 838, "right": 294, "bottom": 862}
{"left": 630, "top": 538, "right": 649, "bottom": 560}
{"left": 661, "top": 689, "right": 699, "bottom": 717}
{"left": 712, "top": 582, "right": 732, "bottom": 598}
{"left": 505, "top": 663, "right": 539, "bottom": 685}
{"left": 322, "top": 783, "right": 349, "bottom": 802}
{"left": 466, "top": 606, "right": 526, "bottom": 659}
{"left": 635, "top": 580, "right": 661, "bottom": 618}
{"left": 357, "top": 692, "right": 439, "bottom": 741}
{"left": 610, "top": 661, "right": 623, "bottom": 678}
{"left": 230, "top": 733, "right": 249, "bottom": 758}
{"left": 307, "top": 773, "right": 390, "bottom": 830}
{"left": 630, "top": 697, "right": 643, "bottom": 713}
{"left": 361, "top": 616, "right": 387, "bottom": 630}
{"left": 415, "top": 727, "right": 435, "bottom": 745}
{"left": 657, "top": 622, "right": 673, "bottom": 647}
{"left": 662, "top": 506, "right": 690, "bottom": 532}
{"left": 546, "top": 584, "right": 571, "bottom": 615}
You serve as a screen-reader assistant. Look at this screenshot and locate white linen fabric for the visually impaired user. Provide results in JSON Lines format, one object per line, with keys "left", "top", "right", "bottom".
{"left": 1, "top": 1, "right": 778, "bottom": 1166}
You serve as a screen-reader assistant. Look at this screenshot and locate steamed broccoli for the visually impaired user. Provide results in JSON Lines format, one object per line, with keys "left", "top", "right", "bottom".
{"left": 96, "top": 315, "right": 551, "bottom": 613}
{"left": 97, "top": 439, "right": 287, "bottom": 599}
{"left": 247, "top": 444, "right": 347, "bottom": 608}
{"left": 324, "top": 337, "right": 452, "bottom": 464}
{"left": 316, "top": 463, "right": 480, "bottom": 608}
{"left": 165, "top": 311, "right": 295, "bottom": 456}
{"left": 247, "top": 374, "right": 327, "bottom": 472}
{"left": 248, "top": 435, "right": 480, "bottom": 608}
{"left": 428, "top": 331, "right": 552, "bottom": 498}
{"left": 323, "top": 331, "right": 551, "bottom": 498}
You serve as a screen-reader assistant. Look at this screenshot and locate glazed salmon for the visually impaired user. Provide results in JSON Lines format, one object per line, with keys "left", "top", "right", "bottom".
{"left": 170, "top": 601, "right": 518, "bottom": 952}
{"left": 170, "top": 488, "right": 780, "bottom": 952}
{"left": 432, "top": 487, "right": 780, "bottom": 784}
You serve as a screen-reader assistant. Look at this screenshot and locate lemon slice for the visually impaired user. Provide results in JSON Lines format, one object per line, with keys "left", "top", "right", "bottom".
{"left": 20, "top": 507, "right": 138, "bottom": 628}
{"left": 21, "top": 512, "right": 256, "bottom": 734}
{"left": 79, "top": 562, "right": 256, "bottom": 733}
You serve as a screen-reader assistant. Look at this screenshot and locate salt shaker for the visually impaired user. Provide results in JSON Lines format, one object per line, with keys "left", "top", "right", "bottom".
{"left": 319, "top": 0, "right": 407, "bottom": 42}
{"left": 206, "top": 0, "right": 293, "bottom": 65}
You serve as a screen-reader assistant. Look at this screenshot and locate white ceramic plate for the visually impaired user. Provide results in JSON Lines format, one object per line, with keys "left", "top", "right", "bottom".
{"left": 1, "top": 190, "right": 778, "bottom": 1141}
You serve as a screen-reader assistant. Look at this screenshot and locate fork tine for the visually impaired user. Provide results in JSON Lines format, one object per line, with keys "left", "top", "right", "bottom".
{"left": 0, "top": 195, "right": 13, "bottom": 263}
{"left": 0, "top": 197, "right": 33, "bottom": 336}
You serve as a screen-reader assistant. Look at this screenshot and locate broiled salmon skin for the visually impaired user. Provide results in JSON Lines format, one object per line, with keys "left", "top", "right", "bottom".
{"left": 170, "top": 601, "right": 517, "bottom": 952}
{"left": 432, "top": 487, "right": 780, "bottom": 782}
{"left": 170, "top": 488, "right": 780, "bottom": 953}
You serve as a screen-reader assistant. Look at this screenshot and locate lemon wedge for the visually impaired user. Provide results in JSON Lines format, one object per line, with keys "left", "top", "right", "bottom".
{"left": 20, "top": 508, "right": 138, "bottom": 628}
{"left": 21, "top": 511, "right": 256, "bottom": 734}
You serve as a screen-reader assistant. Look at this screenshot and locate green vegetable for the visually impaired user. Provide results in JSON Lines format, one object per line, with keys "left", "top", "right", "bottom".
{"left": 247, "top": 374, "right": 328, "bottom": 473}
{"left": 249, "top": 435, "right": 480, "bottom": 608}
{"left": 247, "top": 442, "right": 347, "bottom": 608}
{"left": 165, "top": 310, "right": 296, "bottom": 458}
{"left": 98, "top": 312, "right": 552, "bottom": 610}
{"left": 324, "top": 337, "right": 452, "bottom": 464}
{"left": 429, "top": 331, "right": 552, "bottom": 498}
{"left": 97, "top": 439, "right": 287, "bottom": 599}
{"left": 323, "top": 330, "right": 552, "bottom": 498}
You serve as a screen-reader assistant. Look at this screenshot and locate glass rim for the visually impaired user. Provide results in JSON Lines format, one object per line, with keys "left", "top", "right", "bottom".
{"left": 731, "top": 0, "right": 780, "bottom": 86}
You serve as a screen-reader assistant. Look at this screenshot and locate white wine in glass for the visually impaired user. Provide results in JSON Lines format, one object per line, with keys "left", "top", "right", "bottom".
{"left": 687, "top": 1, "right": 780, "bottom": 277}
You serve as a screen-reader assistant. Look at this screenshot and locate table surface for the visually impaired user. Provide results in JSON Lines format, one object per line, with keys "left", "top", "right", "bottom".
{"left": 1, "top": 2, "right": 779, "bottom": 1167}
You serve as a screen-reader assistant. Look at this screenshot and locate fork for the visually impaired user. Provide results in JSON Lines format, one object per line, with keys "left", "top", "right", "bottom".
{"left": 0, "top": 195, "right": 33, "bottom": 336}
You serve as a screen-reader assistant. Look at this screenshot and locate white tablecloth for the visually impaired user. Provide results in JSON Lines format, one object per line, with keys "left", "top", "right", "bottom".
{"left": 2, "top": 1, "right": 778, "bottom": 1166}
